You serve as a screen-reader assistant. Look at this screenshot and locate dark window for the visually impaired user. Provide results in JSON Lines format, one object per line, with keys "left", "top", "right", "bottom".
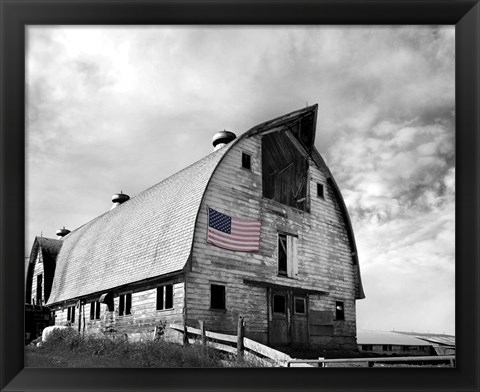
{"left": 273, "top": 294, "right": 286, "bottom": 313}
{"left": 294, "top": 297, "right": 306, "bottom": 314}
{"left": 278, "top": 233, "right": 287, "bottom": 276}
{"left": 36, "top": 274, "right": 43, "bottom": 305}
{"left": 119, "top": 293, "right": 132, "bottom": 316}
{"left": 157, "top": 284, "right": 174, "bottom": 310}
{"left": 335, "top": 301, "right": 345, "bottom": 320}
{"left": 125, "top": 293, "right": 132, "bottom": 315}
{"left": 317, "top": 183, "right": 324, "bottom": 198}
{"left": 382, "top": 345, "right": 392, "bottom": 351}
{"left": 242, "top": 152, "right": 251, "bottom": 170}
{"left": 402, "top": 346, "right": 411, "bottom": 352}
{"left": 156, "top": 287, "right": 164, "bottom": 310}
{"left": 67, "top": 306, "right": 75, "bottom": 323}
{"left": 165, "top": 285, "right": 173, "bottom": 309}
{"left": 362, "top": 345, "right": 373, "bottom": 351}
{"left": 211, "top": 284, "right": 226, "bottom": 310}
{"left": 90, "top": 301, "right": 101, "bottom": 320}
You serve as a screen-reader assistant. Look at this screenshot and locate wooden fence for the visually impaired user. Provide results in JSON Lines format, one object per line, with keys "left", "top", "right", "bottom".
{"left": 168, "top": 317, "right": 455, "bottom": 368}
{"left": 286, "top": 355, "right": 456, "bottom": 368}
{"left": 169, "top": 319, "right": 292, "bottom": 367}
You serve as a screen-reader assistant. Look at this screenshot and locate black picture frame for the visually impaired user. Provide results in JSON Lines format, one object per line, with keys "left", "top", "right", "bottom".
{"left": 1, "top": 1, "right": 478, "bottom": 391}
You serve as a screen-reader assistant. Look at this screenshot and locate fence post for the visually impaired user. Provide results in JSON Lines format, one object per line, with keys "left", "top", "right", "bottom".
{"left": 237, "top": 315, "right": 245, "bottom": 359}
{"left": 199, "top": 320, "right": 206, "bottom": 346}
{"left": 183, "top": 325, "right": 189, "bottom": 346}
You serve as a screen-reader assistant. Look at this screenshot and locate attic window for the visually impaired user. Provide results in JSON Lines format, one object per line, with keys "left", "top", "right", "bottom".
{"left": 335, "top": 301, "right": 345, "bottom": 320}
{"left": 119, "top": 293, "right": 132, "bottom": 316}
{"left": 317, "top": 183, "right": 324, "bottom": 198}
{"left": 90, "top": 301, "right": 101, "bottom": 320}
{"left": 242, "top": 152, "right": 251, "bottom": 170}
{"left": 210, "top": 284, "right": 226, "bottom": 310}
{"left": 156, "top": 284, "right": 173, "bottom": 310}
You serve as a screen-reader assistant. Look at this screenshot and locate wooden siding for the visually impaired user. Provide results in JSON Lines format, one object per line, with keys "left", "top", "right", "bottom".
{"left": 30, "top": 253, "right": 44, "bottom": 306}
{"left": 54, "top": 282, "right": 185, "bottom": 339}
{"left": 187, "top": 134, "right": 358, "bottom": 347}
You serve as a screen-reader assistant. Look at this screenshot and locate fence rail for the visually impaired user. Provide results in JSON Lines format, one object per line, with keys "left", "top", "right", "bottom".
{"left": 169, "top": 318, "right": 455, "bottom": 368}
{"left": 287, "top": 355, "right": 456, "bottom": 368}
{"left": 169, "top": 322, "right": 292, "bottom": 366}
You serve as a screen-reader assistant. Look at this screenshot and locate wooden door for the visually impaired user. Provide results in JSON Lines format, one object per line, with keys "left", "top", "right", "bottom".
{"left": 269, "top": 290, "right": 289, "bottom": 345}
{"left": 291, "top": 294, "right": 308, "bottom": 345}
{"left": 269, "top": 290, "right": 309, "bottom": 346}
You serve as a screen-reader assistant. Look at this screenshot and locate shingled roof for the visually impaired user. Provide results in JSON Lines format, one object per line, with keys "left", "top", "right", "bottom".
{"left": 46, "top": 105, "right": 364, "bottom": 304}
{"left": 47, "top": 147, "right": 229, "bottom": 304}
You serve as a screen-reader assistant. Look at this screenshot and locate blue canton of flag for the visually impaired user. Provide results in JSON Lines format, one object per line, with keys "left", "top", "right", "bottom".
{"left": 208, "top": 208, "right": 232, "bottom": 234}
{"left": 207, "top": 207, "right": 261, "bottom": 252}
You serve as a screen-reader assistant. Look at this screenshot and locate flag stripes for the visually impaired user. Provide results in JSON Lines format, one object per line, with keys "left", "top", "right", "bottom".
{"left": 207, "top": 207, "right": 261, "bottom": 252}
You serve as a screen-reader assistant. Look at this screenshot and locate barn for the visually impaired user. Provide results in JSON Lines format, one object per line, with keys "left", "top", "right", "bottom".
{"left": 25, "top": 104, "right": 365, "bottom": 353}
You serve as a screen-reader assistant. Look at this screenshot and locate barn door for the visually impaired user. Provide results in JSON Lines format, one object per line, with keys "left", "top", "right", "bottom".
{"left": 269, "top": 290, "right": 289, "bottom": 345}
{"left": 269, "top": 290, "right": 309, "bottom": 346}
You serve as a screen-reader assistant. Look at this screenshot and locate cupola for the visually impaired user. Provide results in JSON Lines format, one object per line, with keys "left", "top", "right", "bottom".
{"left": 111, "top": 191, "right": 130, "bottom": 209}
{"left": 56, "top": 227, "right": 70, "bottom": 239}
{"left": 212, "top": 130, "right": 236, "bottom": 151}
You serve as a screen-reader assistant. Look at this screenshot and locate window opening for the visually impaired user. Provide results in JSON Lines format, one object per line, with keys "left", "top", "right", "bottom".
{"left": 119, "top": 293, "right": 132, "bottom": 316}
{"left": 90, "top": 301, "right": 101, "bottom": 320}
{"left": 294, "top": 297, "right": 306, "bottom": 314}
{"left": 67, "top": 306, "right": 75, "bottom": 323}
{"left": 277, "top": 233, "right": 298, "bottom": 277}
{"left": 211, "top": 284, "right": 226, "bottom": 310}
{"left": 157, "top": 284, "right": 174, "bottom": 310}
{"left": 273, "top": 294, "right": 286, "bottom": 314}
{"left": 165, "top": 285, "right": 173, "bottom": 309}
{"left": 36, "top": 274, "right": 43, "bottom": 305}
{"left": 335, "top": 301, "right": 345, "bottom": 320}
{"left": 242, "top": 152, "right": 251, "bottom": 170}
{"left": 278, "top": 234, "right": 287, "bottom": 276}
{"left": 317, "top": 183, "right": 324, "bottom": 198}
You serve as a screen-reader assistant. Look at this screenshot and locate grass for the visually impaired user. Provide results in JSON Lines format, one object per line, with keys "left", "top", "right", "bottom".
{"left": 25, "top": 328, "right": 261, "bottom": 368}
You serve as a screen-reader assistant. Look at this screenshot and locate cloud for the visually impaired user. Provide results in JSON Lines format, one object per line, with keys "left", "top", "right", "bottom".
{"left": 26, "top": 25, "right": 455, "bottom": 335}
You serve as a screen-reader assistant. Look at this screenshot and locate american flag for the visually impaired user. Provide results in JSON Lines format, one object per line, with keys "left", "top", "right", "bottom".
{"left": 207, "top": 207, "right": 261, "bottom": 252}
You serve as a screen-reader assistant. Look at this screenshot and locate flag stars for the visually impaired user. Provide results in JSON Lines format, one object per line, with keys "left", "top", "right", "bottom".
{"left": 208, "top": 208, "right": 231, "bottom": 234}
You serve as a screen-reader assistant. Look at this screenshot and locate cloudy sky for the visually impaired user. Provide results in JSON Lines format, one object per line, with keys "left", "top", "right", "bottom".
{"left": 26, "top": 26, "right": 455, "bottom": 335}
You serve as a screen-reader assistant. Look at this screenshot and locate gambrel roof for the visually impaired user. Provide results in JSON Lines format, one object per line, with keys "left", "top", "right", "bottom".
{"left": 46, "top": 105, "right": 364, "bottom": 305}
{"left": 47, "top": 147, "right": 229, "bottom": 304}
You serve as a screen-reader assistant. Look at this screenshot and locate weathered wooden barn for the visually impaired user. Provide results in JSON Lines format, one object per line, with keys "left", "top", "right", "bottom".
{"left": 25, "top": 105, "right": 365, "bottom": 352}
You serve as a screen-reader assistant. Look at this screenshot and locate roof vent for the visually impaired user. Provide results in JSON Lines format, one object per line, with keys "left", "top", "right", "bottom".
{"left": 56, "top": 227, "right": 70, "bottom": 239}
{"left": 111, "top": 191, "right": 130, "bottom": 210}
{"left": 212, "top": 130, "right": 236, "bottom": 151}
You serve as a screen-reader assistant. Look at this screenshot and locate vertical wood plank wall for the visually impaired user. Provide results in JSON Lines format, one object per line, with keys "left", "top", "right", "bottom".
{"left": 187, "top": 135, "right": 358, "bottom": 348}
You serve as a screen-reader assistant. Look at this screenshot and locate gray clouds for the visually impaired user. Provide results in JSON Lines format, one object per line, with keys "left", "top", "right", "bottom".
{"left": 26, "top": 26, "right": 455, "bottom": 334}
